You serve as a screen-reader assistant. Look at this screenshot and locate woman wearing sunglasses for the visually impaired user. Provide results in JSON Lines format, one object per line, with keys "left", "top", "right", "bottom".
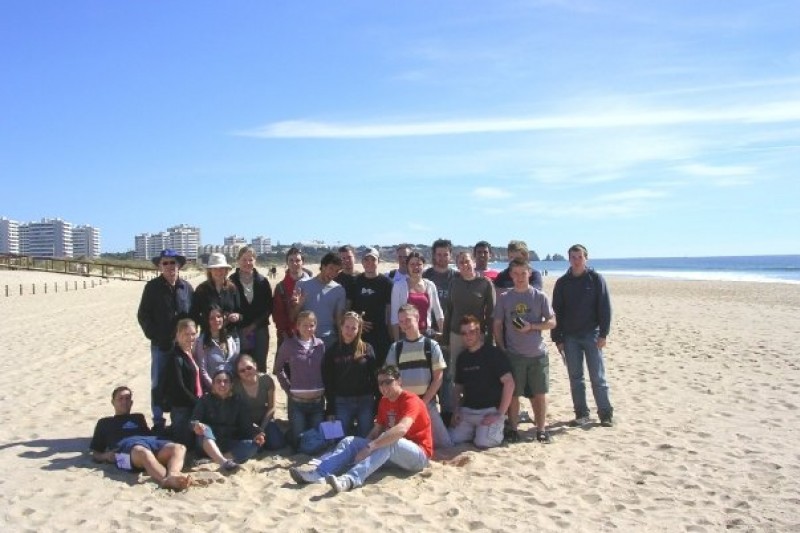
{"left": 234, "top": 354, "right": 285, "bottom": 451}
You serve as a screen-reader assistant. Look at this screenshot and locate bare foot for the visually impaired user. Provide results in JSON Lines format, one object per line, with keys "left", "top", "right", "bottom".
{"left": 161, "top": 474, "right": 192, "bottom": 491}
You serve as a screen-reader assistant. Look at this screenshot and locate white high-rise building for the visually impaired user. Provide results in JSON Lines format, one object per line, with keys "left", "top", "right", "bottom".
{"left": 134, "top": 224, "right": 201, "bottom": 262}
{"left": 19, "top": 218, "right": 73, "bottom": 258}
{"left": 250, "top": 236, "right": 272, "bottom": 254}
{"left": 72, "top": 225, "right": 101, "bottom": 258}
{"left": 0, "top": 217, "right": 20, "bottom": 254}
{"left": 224, "top": 235, "right": 247, "bottom": 247}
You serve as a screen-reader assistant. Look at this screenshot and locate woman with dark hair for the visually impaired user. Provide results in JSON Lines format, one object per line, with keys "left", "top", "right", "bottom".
{"left": 323, "top": 312, "right": 377, "bottom": 438}
{"left": 390, "top": 251, "right": 444, "bottom": 341}
{"left": 194, "top": 304, "right": 240, "bottom": 392}
{"left": 190, "top": 253, "right": 242, "bottom": 334}
{"left": 234, "top": 354, "right": 285, "bottom": 450}
{"left": 191, "top": 369, "right": 265, "bottom": 472}
{"left": 229, "top": 246, "right": 273, "bottom": 373}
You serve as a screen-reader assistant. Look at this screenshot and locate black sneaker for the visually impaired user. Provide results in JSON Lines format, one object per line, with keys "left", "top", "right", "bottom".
{"left": 536, "top": 429, "right": 553, "bottom": 444}
{"left": 503, "top": 428, "right": 520, "bottom": 443}
{"left": 568, "top": 416, "right": 591, "bottom": 427}
{"left": 600, "top": 416, "right": 614, "bottom": 427}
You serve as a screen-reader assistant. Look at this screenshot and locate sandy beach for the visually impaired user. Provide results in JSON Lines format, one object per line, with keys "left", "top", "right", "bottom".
{"left": 1, "top": 268, "right": 798, "bottom": 532}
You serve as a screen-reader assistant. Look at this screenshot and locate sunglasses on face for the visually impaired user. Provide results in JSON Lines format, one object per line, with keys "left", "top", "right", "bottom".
{"left": 238, "top": 366, "right": 255, "bottom": 373}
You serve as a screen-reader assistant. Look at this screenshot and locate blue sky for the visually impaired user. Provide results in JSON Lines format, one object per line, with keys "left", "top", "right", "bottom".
{"left": 2, "top": 1, "right": 799, "bottom": 258}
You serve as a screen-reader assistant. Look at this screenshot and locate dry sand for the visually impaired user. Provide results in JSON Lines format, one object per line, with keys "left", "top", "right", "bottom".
{"left": 1, "top": 268, "right": 799, "bottom": 532}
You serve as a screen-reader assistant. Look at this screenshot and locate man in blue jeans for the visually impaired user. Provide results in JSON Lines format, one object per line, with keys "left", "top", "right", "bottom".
{"left": 551, "top": 244, "right": 614, "bottom": 427}
{"left": 289, "top": 365, "right": 432, "bottom": 494}
{"left": 137, "top": 249, "right": 194, "bottom": 431}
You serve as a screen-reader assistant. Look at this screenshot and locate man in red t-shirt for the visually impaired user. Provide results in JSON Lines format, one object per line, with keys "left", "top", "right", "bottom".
{"left": 289, "top": 366, "right": 432, "bottom": 493}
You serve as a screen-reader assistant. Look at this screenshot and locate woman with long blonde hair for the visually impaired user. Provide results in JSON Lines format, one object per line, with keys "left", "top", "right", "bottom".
{"left": 322, "top": 311, "right": 377, "bottom": 438}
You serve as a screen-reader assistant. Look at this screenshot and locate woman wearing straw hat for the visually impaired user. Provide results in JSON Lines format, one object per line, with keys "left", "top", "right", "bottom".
{"left": 190, "top": 252, "right": 242, "bottom": 335}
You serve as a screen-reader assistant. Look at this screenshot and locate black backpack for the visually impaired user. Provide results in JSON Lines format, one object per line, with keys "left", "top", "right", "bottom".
{"left": 393, "top": 337, "right": 433, "bottom": 372}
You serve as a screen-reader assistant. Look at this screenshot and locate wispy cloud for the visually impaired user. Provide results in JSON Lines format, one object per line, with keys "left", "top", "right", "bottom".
{"left": 486, "top": 188, "right": 670, "bottom": 220}
{"left": 237, "top": 100, "right": 800, "bottom": 139}
{"left": 472, "top": 187, "right": 512, "bottom": 199}
{"left": 678, "top": 163, "right": 756, "bottom": 177}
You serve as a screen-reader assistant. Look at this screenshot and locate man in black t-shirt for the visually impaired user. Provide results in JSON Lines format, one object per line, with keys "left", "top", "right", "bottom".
{"left": 351, "top": 247, "right": 393, "bottom": 366}
{"left": 90, "top": 386, "right": 192, "bottom": 490}
{"left": 449, "top": 315, "right": 514, "bottom": 448}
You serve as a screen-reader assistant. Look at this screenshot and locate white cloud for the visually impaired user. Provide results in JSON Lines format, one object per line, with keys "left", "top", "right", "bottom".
{"left": 472, "top": 187, "right": 512, "bottom": 199}
{"left": 678, "top": 163, "right": 756, "bottom": 177}
{"left": 236, "top": 100, "right": 800, "bottom": 139}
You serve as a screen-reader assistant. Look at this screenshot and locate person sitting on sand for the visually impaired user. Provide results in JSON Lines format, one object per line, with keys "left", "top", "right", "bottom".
{"left": 234, "top": 354, "right": 286, "bottom": 451}
{"left": 289, "top": 365, "right": 431, "bottom": 494}
{"left": 191, "top": 369, "right": 265, "bottom": 473}
{"left": 90, "top": 386, "right": 192, "bottom": 490}
{"left": 194, "top": 304, "right": 240, "bottom": 392}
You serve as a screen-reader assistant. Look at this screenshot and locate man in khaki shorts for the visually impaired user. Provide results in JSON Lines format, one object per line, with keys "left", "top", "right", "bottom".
{"left": 493, "top": 258, "right": 556, "bottom": 443}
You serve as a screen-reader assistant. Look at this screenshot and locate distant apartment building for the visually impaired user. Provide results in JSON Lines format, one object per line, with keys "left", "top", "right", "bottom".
{"left": 0, "top": 217, "right": 20, "bottom": 254}
{"left": 224, "top": 235, "right": 247, "bottom": 247}
{"left": 72, "top": 224, "right": 101, "bottom": 258}
{"left": 134, "top": 224, "right": 201, "bottom": 262}
{"left": 200, "top": 244, "right": 241, "bottom": 258}
{"left": 250, "top": 236, "right": 272, "bottom": 254}
{"left": 18, "top": 218, "right": 74, "bottom": 258}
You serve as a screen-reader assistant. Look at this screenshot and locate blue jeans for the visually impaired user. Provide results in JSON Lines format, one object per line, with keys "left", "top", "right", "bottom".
{"left": 196, "top": 426, "right": 260, "bottom": 464}
{"left": 437, "top": 345, "right": 454, "bottom": 416}
{"left": 563, "top": 331, "right": 613, "bottom": 419}
{"left": 288, "top": 397, "right": 325, "bottom": 448}
{"left": 335, "top": 395, "right": 376, "bottom": 438}
{"left": 242, "top": 327, "right": 270, "bottom": 373}
{"left": 150, "top": 344, "right": 168, "bottom": 425}
{"left": 314, "top": 436, "right": 429, "bottom": 488}
{"left": 261, "top": 420, "right": 286, "bottom": 451}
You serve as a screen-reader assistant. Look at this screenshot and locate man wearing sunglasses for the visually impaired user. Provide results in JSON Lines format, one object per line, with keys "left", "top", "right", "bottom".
{"left": 137, "top": 249, "right": 194, "bottom": 431}
{"left": 289, "top": 365, "right": 432, "bottom": 494}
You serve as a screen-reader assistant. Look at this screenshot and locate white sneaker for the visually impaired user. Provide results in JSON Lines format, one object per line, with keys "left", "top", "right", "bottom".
{"left": 326, "top": 474, "right": 353, "bottom": 493}
{"left": 289, "top": 467, "right": 324, "bottom": 484}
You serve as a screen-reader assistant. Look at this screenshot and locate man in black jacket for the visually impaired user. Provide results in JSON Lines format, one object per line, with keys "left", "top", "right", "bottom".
{"left": 137, "top": 249, "right": 194, "bottom": 429}
{"left": 551, "top": 244, "right": 614, "bottom": 427}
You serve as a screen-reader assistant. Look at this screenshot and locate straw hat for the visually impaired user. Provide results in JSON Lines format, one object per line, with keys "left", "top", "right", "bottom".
{"left": 205, "top": 252, "right": 232, "bottom": 269}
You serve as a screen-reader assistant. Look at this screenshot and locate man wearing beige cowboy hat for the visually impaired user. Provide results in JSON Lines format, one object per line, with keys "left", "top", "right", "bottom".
{"left": 137, "top": 249, "right": 194, "bottom": 430}
{"left": 190, "top": 252, "right": 243, "bottom": 333}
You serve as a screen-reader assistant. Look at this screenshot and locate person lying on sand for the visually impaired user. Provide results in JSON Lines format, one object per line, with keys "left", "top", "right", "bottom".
{"left": 90, "top": 386, "right": 192, "bottom": 490}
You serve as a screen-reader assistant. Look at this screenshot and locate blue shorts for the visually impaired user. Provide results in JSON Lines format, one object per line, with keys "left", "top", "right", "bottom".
{"left": 116, "top": 436, "right": 171, "bottom": 455}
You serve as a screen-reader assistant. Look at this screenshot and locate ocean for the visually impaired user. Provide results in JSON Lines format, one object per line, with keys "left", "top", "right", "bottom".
{"left": 490, "top": 255, "right": 800, "bottom": 284}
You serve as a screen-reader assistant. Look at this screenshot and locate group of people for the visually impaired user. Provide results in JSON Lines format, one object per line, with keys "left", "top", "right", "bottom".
{"left": 90, "top": 239, "right": 613, "bottom": 493}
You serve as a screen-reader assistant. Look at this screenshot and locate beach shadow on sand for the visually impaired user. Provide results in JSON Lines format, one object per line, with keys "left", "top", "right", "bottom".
{"left": 0, "top": 437, "right": 96, "bottom": 472}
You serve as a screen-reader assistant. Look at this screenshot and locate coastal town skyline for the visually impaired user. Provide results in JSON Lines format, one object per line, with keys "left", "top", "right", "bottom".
{"left": 2, "top": 2, "right": 799, "bottom": 258}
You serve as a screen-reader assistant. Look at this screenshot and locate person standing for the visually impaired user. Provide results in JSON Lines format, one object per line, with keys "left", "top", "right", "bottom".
{"left": 387, "top": 243, "right": 412, "bottom": 284}
{"left": 423, "top": 238, "right": 456, "bottom": 424}
{"left": 190, "top": 253, "right": 242, "bottom": 334}
{"left": 292, "top": 252, "right": 346, "bottom": 350}
{"left": 351, "top": 247, "right": 392, "bottom": 366}
{"left": 446, "top": 251, "right": 496, "bottom": 370}
{"left": 493, "top": 240, "right": 544, "bottom": 294}
{"left": 551, "top": 244, "right": 614, "bottom": 427}
{"left": 137, "top": 249, "right": 194, "bottom": 430}
{"left": 272, "top": 247, "right": 312, "bottom": 347}
{"left": 334, "top": 244, "right": 358, "bottom": 308}
{"left": 493, "top": 258, "right": 556, "bottom": 444}
{"left": 229, "top": 246, "right": 273, "bottom": 373}
{"left": 473, "top": 240, "right": 499, "bottom": 281}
